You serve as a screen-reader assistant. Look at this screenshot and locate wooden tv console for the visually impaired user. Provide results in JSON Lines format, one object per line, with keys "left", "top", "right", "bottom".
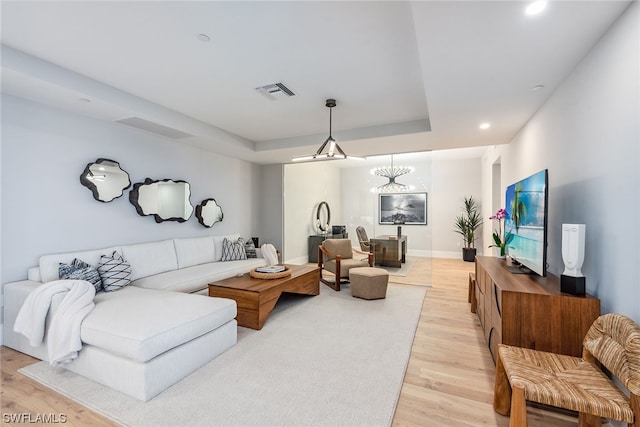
{"left": 474, "top": 256, "right": 600, "bottom": 361}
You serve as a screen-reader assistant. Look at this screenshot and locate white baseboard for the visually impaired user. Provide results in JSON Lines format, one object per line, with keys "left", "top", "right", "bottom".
{"left": 429, "top": 250, "right": 462, "bottom": 259}
{"left": 284, "top": 256, "right": 309, "bottom": 265}
{"left": 427, "top": 250, "right": 484, "bottom": 260}
{"left": 406, "top": 249, "right": 429, "bottom": 258}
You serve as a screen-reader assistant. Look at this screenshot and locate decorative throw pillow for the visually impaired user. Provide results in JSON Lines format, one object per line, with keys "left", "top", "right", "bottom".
{"left": 244, "top": 238, "right": 257, "bottom": 259}
{"left": 59, "top": 258, "right": 103, "bottom": 292}
{"left": 221, "top": 237, "right": 247, "bottom": 261}
{"left": 98, "top": 251, "right": 132, "bottom": 292}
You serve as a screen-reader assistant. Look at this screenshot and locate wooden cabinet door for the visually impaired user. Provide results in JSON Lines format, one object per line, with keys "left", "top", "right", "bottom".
{"left": 483, "top": 276, "right": 493, "bottom": 341}
{"left": 489, "top": 282, "right": 503, "bottom": 361}
{"left": 475, "top": 268, "right": 486, "bottom": 331}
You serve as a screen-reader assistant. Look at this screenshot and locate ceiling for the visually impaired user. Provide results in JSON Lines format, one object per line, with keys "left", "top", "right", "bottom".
{"left": 0, "top": 1, "right": 631, "bottom": 165}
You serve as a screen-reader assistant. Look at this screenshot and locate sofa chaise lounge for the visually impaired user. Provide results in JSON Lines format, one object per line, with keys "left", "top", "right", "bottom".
{"left": 2, "top": 234, "right": 267, "bottom": 401}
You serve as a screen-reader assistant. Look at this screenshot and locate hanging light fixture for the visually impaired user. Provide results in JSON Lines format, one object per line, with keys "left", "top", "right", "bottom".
{"left": 371, "top": 155, "right": 415, "bottom": 193}
{"left": 291, "top": 99, "right": 365, "bottom": 162}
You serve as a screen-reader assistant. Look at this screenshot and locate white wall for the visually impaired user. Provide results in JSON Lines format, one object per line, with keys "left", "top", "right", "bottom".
{"left": 431, "top": 153, "right": 483, "bottom": 258}
{"left": 1, "top": 95, "right": 263, "bottom": 283}
{"left": 481, "top": 3, "right": 639, "bottom": 322}
{"left": 283, "top": 162, "right": 342, "bottom": 264}
{"left": 260, "top": 164, "right": 284, "bottom": 254}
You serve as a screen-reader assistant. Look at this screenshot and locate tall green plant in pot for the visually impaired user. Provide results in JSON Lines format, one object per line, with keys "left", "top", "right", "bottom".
{"left": 453, "top": 196, "right": 483, "bottom": 262}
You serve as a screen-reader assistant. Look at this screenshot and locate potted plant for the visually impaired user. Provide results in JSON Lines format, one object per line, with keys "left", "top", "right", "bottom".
{"left": 453, "top": 196, "right": 483, "bottom": 262}
{"left": 489, "top": 208, "right": 514, "bottom": 258}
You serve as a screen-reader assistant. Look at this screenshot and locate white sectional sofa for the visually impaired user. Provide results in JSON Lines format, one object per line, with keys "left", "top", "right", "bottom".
{"left": 2, "top": 234, "right": 267, "bottom": 401}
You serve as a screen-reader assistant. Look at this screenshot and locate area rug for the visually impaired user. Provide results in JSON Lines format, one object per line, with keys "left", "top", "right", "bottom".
{"left": 378, "top": 257, "right": 415, "bottom": 276}
{"left": 20, "top": 284, "right": 426, "bottom": 427}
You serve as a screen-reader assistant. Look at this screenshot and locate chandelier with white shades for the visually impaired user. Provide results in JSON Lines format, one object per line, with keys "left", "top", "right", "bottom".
{"left": 371, "top": 155, "right": 415, "bottom": 193}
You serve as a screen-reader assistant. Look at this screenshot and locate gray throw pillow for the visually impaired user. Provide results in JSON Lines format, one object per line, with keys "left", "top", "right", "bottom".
{"left": 59, "top": 258, "right": 103, "bottom": 292}
{"left": 244, "top": 239, "right": 257, "bottom": 259}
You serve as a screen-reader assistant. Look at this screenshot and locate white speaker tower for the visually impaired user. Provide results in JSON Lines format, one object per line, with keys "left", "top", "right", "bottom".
{"left": 560, "top": 224, "right": 586, "bottom": 295}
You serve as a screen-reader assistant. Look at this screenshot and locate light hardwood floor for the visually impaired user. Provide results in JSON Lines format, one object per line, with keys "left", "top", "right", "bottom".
{"left": 390, "top": 258, "right": 588, "bottom": 427}
{"left": 1, "top": 258, "right": 591, "bottom": 426}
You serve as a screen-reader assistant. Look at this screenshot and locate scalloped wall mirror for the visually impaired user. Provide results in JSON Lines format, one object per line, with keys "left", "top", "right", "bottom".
{"left": 129, "top": 178, "right": 193, "bottom": 223}
{"left": 196, "top": 198, "right": 224, "bottom": 228}
{"left": 80, "top": 158, "right": 131, "bottom": 202}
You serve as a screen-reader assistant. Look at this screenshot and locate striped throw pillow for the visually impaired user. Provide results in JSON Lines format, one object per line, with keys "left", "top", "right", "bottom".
{"left": 97, "top": 251, "right": 132, "bottom": 292}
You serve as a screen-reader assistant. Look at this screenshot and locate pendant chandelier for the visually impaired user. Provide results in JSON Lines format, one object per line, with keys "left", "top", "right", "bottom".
{"left": 371, "top": 155, "right": 415, "bottom": 193}
{"left": 291, "top": 99, "right": 365, "bottom": 162}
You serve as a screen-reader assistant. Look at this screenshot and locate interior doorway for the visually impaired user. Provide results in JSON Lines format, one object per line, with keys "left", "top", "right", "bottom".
{"left": 491, "top": 158, "right": 502, "bottom": 257}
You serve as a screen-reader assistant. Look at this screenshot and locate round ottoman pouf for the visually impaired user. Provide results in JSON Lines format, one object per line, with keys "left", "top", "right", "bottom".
{"left": 349, "top": 267, "right": 389, "bottom": 300}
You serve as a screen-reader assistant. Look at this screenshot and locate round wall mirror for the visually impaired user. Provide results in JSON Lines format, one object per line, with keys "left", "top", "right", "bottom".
{"left": 315, "top": 201, "right": 331, "bottom": 234}
{"left": 129, "top": 178, "right": 193, "bottom": 223}
{"left": 80, "top": 158, "right": 131, "bottom": 202}
{"left": 196, "top": 198, "right": 224, "bottom": 228}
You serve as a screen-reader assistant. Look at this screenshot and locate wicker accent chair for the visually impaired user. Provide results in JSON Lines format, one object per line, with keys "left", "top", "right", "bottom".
{"left": 494, "top": 313, "right": 640, "bottom": 427}
{"left": 318, "top": 238, "right": 373, "bottom": 291}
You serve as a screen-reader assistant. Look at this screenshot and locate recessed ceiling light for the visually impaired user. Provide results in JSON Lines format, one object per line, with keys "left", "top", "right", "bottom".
{"left": 532, "top": 85, "right": 545, "bottom": 91}
{"left": 479, "top": 123, "right": 491, "bottom": 130}
{"left": 525, "top": 1, "right": 547, "bottom": 16}
{"left": 197, "top": 33, "right": 211, "bottom": 42}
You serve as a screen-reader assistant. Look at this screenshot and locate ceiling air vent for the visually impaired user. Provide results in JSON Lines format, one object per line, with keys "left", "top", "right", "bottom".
{"left": 255, "top": 82, "right": 296, "bottom": 100}
{"left": 114, "top": 117, "right": 193, "bottom": 139}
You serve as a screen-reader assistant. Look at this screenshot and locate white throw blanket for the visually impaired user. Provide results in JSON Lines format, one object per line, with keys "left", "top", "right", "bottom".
{"left": 14, "top": 279, "right": 96, "bottom": 366}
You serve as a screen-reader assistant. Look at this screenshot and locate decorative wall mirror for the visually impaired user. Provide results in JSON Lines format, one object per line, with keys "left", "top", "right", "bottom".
{"left": 129, "top": 178, "right": 193, "bottom": 223}
{"left": 196, "top": 198, "right": 224, "bottom": 228}
{"left": 315, "top": 201, "right": 331, "bottom": 234}
{"left": 80, "top": 158, "right": 131, "bottom": 202}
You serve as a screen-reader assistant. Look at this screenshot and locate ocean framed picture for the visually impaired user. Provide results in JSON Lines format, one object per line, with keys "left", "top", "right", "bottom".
{"left": 379, "top": 193, "right": 427, "bottom": 225}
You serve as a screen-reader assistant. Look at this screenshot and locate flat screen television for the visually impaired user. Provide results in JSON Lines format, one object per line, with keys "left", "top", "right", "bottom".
{"left": 504, "top": 169, "right": 548, "bottom": 276}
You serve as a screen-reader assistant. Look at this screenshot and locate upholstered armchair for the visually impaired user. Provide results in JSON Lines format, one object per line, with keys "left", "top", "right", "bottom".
{"left": 355, "top": 226, "right": 372, "bottom": 252}
{"left": 318, "top": 238, "right": 373, "bottom": 291}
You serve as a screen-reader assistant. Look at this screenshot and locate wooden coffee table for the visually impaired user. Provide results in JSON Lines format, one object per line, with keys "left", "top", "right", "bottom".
{"left": 208, "top": 264, "right": 320, "bottom": 330}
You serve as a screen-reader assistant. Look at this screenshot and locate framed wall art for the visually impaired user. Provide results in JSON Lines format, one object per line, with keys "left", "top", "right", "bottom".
{"left": 378, "top": 193, "right": 427, "bottom": 225}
